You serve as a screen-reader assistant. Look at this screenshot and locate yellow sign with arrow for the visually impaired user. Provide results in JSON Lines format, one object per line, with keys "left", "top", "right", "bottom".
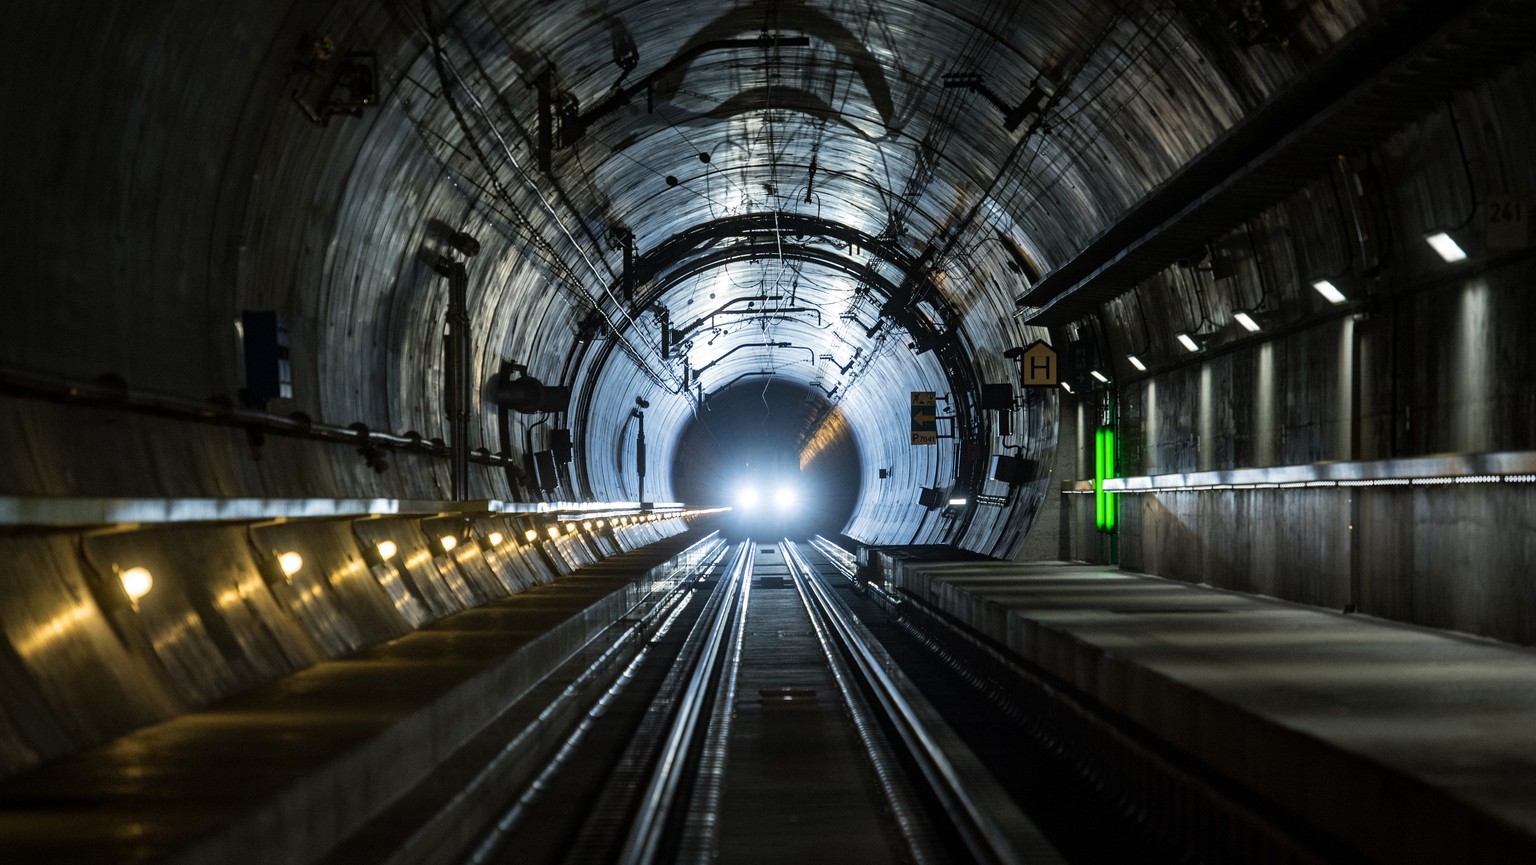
{"left": 911, "top": 391, "right": 937, "bottom": 445}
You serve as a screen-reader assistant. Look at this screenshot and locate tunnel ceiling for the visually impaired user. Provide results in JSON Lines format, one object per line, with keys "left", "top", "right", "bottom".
{"left": 0, "top": 0, "right": 1418, "bottom": 549}
{"left": 381, "top": 0, "right": 1369, "bottom": 517}
{"left": 413, "top": 0, "right": 1354, "bottom": 390}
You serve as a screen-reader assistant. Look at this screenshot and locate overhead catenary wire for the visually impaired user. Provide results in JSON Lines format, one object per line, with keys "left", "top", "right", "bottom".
{"left": 425, "top": 24, "right": 678, "bottom": 386}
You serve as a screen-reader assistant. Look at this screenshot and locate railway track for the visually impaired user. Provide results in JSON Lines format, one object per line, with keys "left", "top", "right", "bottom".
{"left": 446, "top": 538, "right": 1055, "bottom": 865}
{"left": 319, "top": 535, "right": 1057, "bottom": 865}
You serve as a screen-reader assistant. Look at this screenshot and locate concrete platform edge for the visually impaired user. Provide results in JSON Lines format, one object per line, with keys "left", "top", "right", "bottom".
{"left": 167, "top": 580, "right": 650, "bottom": 865}
{"left": 894, "top": 562, "right": 1536, "bottom": 865}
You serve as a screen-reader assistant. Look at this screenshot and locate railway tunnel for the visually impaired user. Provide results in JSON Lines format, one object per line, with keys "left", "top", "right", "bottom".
{"left": 4, "top": 0, "right": 1536, "bottom": 861}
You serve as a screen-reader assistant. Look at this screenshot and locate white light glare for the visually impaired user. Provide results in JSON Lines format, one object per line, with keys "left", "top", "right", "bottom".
{"left": 737, "top": 487, "right": 760, "bottom": 510}
{"left": 278, "top": 551, "right": 304, "bottom": 577}
{"left": 1089, "top": 370, "right": 1109, "bottom": 383}
{"left": 376, "top": 540, "right": 398, "bottom": 560}
{"left": 1127, "top": 355, "right": 1146, "bottom": 371}
{"left": 1176, "top": 333, "right": 1200, "bottom": 353}
{"left": 948, "top": 497, "right": 968, "bottom": 506}
{"left": 774, "top": 487, "right": 796, "bottom": 508}
{"left": 1426, "top": 232, "right": 1468, "bottom": 263}
{"left": 1233, "top": 312, "right": 1261, "bottom": 332}
{"left": 1312, "top": 280, "right": 1347, "bottom": 304}
{"left": 1060, "top": 381, "right": 1073, "bottom": 393}
{"left": 120, "top": 567, "right": 154, "bottom": 603}
{"left": 439, "top": 535, "right": 457, "bottom": 552}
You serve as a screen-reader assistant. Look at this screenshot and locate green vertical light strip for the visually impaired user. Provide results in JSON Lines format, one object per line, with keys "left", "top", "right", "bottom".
{"left": 1094, "top": 427, "right": 1106, "bottom": 531}
{"left": 1104, "top": 427, "right": 1117, "bottom": 532}
{"left": 1095, "top": 426, "right": 1118, "bottom": 534}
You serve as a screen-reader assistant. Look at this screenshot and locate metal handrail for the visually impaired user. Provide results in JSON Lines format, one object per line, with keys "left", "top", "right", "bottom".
{"left": 0, "top": 364, "right": 509, "bottom": 464}
{"left": 0, "top": 495, "right": 698, "bottom": 528}
{"left": 1079, "top": 449, "right": 1536, "bottom": 494}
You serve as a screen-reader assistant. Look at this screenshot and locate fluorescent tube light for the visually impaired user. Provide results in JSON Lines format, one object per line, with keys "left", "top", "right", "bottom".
{"left": 1426, "top": 232, "right": 1468, "bottom": 263}
{"left": 1312, "top": 280, "right": 1346, "bottom": 304}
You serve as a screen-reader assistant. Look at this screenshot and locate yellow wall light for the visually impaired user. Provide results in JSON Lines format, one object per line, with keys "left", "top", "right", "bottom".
{"left": 278, "top": 551, "right": 304, "bottom": 577}
{"left": 119, "top": 567, "right": 154, "bottom": 604}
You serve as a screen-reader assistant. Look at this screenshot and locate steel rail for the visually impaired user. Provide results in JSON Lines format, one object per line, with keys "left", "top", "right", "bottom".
{"left": 306, "top": 532, "right": 728, "bottom": 865}
{"left": 782, "top": 540, "right": 945, "bottom": 865}
{"left": 784, "top": 541, "right": 1024, "bottom": 865}
{"left": 671, "top": 537, "right": 756, "bottom": 864}
{"left": 459, "top": 537, "right": 731, "bottom": 865}
{"left": 809, "top": 534, "right": 904, "bottom": 614}
{"left": 614, "top": 541, "right": 752, "bottom": 865}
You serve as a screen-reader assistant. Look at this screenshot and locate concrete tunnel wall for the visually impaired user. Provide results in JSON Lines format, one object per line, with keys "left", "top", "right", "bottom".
{"left": 9, "top": 0, "right": 1520, "bottom": 780}
{"left": 0, "top": 0, "right": 1372, "bottom": 530}
{"left": 1062, "top": 53, "right": 1536, "bottom": 644}
{"left": 0, "top": 506, "right": 692, "bottom": 780}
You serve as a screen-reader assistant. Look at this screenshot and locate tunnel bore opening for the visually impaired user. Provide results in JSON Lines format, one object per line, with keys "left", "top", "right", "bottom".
{"left": 670, "top": 378, "right": 860, "bottom": 538}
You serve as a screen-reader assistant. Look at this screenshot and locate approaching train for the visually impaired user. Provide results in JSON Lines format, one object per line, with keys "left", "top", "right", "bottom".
{"left": 722, "top": 444, "right": 810, "bottom": 537}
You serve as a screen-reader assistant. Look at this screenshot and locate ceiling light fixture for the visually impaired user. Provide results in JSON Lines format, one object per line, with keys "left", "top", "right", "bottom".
{"left": 1233, "top": 312, "right": 1261, "bottom": 332}
{"left": 1127, "top": 355, "right": 1146, "bottom": 371}
{"left": 1089, "top": 370, "right": 1109, "bottom": 383}
{"left": 1312, "top": 280, "right": 1346, "bottom": 304}
{"left": 1176, "top": 333, "right": 1200, "bottom": 352}
{"left": 1426, "top": 232, "right": 1468, "bottom": 263}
